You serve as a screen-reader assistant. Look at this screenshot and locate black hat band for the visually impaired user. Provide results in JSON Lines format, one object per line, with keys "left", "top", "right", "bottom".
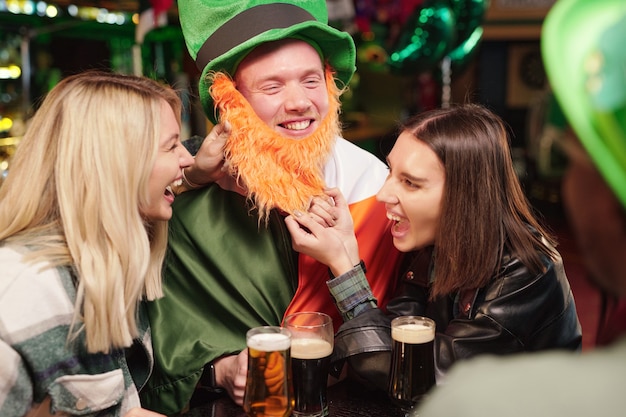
{"left": 195, "top": 3, "right": 317, "bottom": 72}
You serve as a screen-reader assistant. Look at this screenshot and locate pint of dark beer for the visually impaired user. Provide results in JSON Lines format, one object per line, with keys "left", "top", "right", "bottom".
{"left": 388, "top": 316, "right": 436, "bottom": 410}
{"left": 244, "top": 326, "right": 293, "bottom": 417}
{"left": 284, "top": 312, "right": 333, "bottom": 417}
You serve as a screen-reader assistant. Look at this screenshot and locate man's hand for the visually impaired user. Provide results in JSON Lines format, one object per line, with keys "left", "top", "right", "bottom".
{"left": 214, "top": 351, "right": 248, "bottom": 406}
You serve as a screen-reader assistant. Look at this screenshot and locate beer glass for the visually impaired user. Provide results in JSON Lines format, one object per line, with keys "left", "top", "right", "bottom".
{"left": 388, "top": 316, "right": 436, "bottom": 410}
{"left": 243, "top": 326, "right": 293, "bottom": 417}
{"left": 284, "top": 312, "right": 333, "bottom": 417}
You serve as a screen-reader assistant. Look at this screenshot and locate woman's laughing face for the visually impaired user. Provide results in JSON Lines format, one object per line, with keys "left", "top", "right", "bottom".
{"left": 376, "top": 131, "right": 445, "bottom": 252}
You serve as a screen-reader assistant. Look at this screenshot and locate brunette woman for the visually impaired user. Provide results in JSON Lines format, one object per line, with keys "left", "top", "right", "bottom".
{"left": 285, "top": 103, "right": 582, "bottom": 387}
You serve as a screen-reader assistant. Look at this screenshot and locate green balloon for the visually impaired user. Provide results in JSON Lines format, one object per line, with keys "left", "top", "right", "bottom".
{"left": 447, "top": 25, "right": 483, "bottom": 71}
{"left": 542, "top": 0, "right": 626, "bottom": 208}
{"left": 448, "top": 0, "right": 488, "bottom": 44}
{"left": 387, "top": 2, "right": 456, "bottom": 75}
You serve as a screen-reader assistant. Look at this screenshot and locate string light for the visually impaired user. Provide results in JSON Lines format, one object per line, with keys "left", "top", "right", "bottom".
{"left": 0, "top": 0, "right": 131, "bottom": 25}
{"left": 0, "top": 64, "right": 21, "bottom": 79}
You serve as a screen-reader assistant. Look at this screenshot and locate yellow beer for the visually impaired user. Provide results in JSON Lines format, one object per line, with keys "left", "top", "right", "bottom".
{"left": 244, "top": 327, "right": 293, "bottom": 417}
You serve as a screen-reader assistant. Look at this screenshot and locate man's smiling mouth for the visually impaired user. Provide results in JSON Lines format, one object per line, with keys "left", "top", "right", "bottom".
{"left": 281, "top": 120, "right": 312, "bottom": 130}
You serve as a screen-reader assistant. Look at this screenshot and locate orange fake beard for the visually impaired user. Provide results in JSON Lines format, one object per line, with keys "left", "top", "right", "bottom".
{"left": 209, "top": 67, "right": 342, "bottom": 223}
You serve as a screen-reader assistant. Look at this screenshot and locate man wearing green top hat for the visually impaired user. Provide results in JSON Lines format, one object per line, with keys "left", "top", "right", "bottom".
{"left": 141, "top": 0, "right": 403, "bottom": 414}
{"left": 412, "top": 0, "right": 626, "bottom": 415}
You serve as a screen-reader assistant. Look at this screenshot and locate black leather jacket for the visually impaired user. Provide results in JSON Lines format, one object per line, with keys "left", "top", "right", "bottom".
{"left": 332, "top": 249, "right": 583, "bottom": 390}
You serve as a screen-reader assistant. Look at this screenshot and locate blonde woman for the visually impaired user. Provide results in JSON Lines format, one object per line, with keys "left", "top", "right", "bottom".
{"left": 0, "top": 71, "right": 193, "bottom": 417}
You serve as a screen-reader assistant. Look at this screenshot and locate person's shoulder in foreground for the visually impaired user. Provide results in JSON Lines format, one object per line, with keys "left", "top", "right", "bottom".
{"left": 416, "top": 337, "right": 626, "bottom": 417}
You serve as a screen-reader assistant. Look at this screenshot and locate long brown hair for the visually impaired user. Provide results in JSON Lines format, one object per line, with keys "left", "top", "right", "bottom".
{"left": 402, "top": 104, "right": 557, "bottom": 298}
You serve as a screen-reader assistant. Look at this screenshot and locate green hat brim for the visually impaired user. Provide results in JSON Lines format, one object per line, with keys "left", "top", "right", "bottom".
{"left": 542, "top": 0, "right": 626, "bottom": 208}
{"left": 197, "top": 21, "right": 356, "bottom": 125}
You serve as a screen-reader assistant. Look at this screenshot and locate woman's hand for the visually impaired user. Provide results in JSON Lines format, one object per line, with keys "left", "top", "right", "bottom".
{"left": 285, "top": 188, "right": 359, "bottom": 277}
{"left": 180, "top": 122, "right": 231, "bottom": 191}
{"left": 311, "top": 188, "right": 359, "bottom": 260}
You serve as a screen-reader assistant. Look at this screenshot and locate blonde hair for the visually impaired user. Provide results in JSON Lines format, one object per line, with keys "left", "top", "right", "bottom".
{"left": 0, "top": 71, "right": 181, "bottom": 353}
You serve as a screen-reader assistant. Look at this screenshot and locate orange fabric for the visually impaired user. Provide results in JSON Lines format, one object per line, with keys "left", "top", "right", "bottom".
{"left": 284, "top": 196, "right": 403, "bottom": 332}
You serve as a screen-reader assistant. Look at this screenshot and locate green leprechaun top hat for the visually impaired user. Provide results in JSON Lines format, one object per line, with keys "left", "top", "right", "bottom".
{"left": 178, "top": 0, "right": 357, "bottom": 125}
{"left": 542, "top": 0, "right": 626, "bottom": 208}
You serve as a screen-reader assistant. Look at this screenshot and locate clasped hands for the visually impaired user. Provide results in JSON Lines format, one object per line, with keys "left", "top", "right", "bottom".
{"left": 285, "top": 188, "right": 360, "bottom": 278}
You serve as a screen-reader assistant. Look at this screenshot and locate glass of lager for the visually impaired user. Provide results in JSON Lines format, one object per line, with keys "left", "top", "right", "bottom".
{"left": 243, "top": 326, "right": 293, "bottom": 417}
{"left": 284, "top": 312, "right": 334, "bottom": 417}
{"left": 388, "top": 316, "right": 436, "bottom": 411}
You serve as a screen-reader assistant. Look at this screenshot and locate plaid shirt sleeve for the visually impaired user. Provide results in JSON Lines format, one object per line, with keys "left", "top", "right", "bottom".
{"left": 326, "top": 263, "right": 378, "bottom": 321}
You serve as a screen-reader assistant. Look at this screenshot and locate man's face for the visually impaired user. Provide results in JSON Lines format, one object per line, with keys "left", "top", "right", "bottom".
{"left": 208, "top": 38, "right": 341, "bottom": 222}
{"left": 234, "top": 39, "right": 330, "bottom": 140}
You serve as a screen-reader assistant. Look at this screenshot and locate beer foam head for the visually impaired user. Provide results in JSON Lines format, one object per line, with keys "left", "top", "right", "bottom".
{"left": 247, "top": 332, "right": 291, "bottom": 352}
{"left": 392, "top": 323, "right": 435, "bottom": 344}
{"left": 291, "top": 338, "right": 333, "bottom": 359}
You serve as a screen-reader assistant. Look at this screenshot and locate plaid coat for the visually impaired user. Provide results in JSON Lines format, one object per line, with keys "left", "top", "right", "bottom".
{"left": 0, "top": 244, "right": 154, "bottom": 417}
